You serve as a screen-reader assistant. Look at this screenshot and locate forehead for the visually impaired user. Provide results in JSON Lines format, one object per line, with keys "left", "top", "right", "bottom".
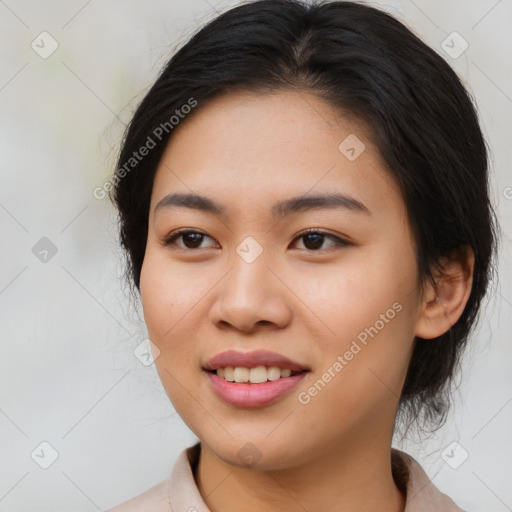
{"left": 150, "top": 89, "right": 402, "bottom": 218}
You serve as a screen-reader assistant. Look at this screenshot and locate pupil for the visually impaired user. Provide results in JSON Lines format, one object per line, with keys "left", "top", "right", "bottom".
{"left": 305, "top": 233, "right": 323, "bottom": 250}
{"left": 184, "top": 233, "right": 203, "bottom": 248}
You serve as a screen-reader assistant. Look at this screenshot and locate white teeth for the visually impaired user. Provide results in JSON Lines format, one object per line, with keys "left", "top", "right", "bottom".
{"left": 233, "top": 367, "right": 249, "bottom": 383}
{"left": 215, "top": 365, "right": 299, "bottom": 383}
{"left": 249, "top": 366, "right": 267, "bottom": 384}
{"left": 267, "top": 366, "right": 281, "bottom": 381}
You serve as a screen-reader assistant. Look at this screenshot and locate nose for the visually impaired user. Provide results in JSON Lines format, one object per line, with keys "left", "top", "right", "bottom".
{"left": 208, "top": 252, "right": 292, "bottom": 334}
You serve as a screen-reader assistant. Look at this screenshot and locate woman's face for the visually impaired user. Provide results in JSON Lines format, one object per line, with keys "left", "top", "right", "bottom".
{"left": 140, "top": 89, "right": 424, "bottom": 469}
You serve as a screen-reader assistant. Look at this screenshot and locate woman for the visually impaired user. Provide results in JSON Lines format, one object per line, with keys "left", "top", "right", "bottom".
{"left": 106, "top": 0, "right": 496, "bottom": 510}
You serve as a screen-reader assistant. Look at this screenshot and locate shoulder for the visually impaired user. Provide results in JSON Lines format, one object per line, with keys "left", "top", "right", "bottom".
{"left": 105, "top": 444, "right": 203, "bottom": 512}
{"left": 392, "top": 449, "right": 466, "bottom": 512}
{"left": 105, "top": 479, "right": 171, "bottom": 512}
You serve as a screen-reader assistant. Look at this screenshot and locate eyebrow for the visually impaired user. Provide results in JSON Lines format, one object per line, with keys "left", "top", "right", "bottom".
{"left": 154, "top": 191, "right": 371, "bottom": 219}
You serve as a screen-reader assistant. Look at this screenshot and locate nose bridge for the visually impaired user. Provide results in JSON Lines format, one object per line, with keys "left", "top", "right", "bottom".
{"left": 227, "top": 242, "right": 274, "bottom": 303}
{"left": 210, "top": 240, "right": 291, "bottom": 331}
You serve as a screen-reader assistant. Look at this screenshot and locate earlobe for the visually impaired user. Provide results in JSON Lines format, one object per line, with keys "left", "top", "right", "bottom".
{"left": 414, "top": 246, "right": 475, "bottom": 340}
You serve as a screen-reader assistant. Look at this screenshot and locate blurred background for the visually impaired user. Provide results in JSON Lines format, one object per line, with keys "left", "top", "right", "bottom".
{"left": 0, "top": 0, "right": 511, "bottom": 510}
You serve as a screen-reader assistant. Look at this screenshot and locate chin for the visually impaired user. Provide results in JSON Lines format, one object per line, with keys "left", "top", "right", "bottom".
{"left": 200, "top": 434, "right": 308, "bottom": 472}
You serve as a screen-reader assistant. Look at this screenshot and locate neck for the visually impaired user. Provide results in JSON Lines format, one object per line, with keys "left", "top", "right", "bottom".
{"left": 196, "top": 436, "right": 406, "bottom": 512}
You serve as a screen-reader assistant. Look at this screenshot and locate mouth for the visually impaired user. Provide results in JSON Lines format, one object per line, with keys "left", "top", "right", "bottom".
{"left": 204, "top": 349, "right": 308, "bottom": 370}
{"left": 209, "top": 366, "right": 307, "bottom": 384}
{"left": 203, "top": 350, "right": 310, "bottom": 407}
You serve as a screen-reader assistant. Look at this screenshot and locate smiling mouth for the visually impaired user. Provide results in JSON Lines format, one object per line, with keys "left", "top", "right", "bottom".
{"left": 208, "top": 366, "right": 307, "bottom": 384}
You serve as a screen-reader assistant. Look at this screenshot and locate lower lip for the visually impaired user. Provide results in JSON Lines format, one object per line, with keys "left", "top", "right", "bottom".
{"left": 206, "top": 371, "right": 307, "bottom": 408}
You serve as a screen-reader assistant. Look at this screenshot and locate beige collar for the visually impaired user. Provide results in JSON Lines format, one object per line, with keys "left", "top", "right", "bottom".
{"left": 107, "top": 443, "right": 465, "bottom": 511}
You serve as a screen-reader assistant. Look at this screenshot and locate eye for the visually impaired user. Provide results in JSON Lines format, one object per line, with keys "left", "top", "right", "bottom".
{"left": 163, "top": 228, "right": 350, "bottom": 252}
{"left": 164, "top": 229, "right": 218, "bottom": 250}
{"left": 291, "top": 229, "right": 350, "bottom": 251}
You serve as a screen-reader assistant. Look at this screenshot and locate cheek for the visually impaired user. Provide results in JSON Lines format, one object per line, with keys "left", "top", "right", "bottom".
{"left": 139, "top": 256, "right": 172, "bottom": 340}
{"left": 294, "top": 247, "right": 419, "bottom": 406}
{"left": 296, "top": 246, "right": 418, "bottom": 345}
{"left": 139, "top": 253, "right": 206, "bottom": 414}
{"left": 140, "top": 251, "right": 205, "bottom": 339}
{"left": 139, "top": 254, "right": 198, "bottom": 375}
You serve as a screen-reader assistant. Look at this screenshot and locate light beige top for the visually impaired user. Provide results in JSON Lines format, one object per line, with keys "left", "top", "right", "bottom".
{"left": 106, "top": 443, "right": 465, "bottom": 512}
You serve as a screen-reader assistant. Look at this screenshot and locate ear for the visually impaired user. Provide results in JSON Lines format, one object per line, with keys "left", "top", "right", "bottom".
{"left": 414, "top": 246, "right": 475, "bottom": 340}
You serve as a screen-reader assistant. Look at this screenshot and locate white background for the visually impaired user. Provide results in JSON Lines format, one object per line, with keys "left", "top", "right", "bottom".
{"left": 0, "top": 0, "right": 511, "bottom": 510}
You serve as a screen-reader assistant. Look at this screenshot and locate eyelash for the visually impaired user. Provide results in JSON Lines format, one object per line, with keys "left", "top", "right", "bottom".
{"left": 163, "top": 228, "right": 350, "bottom": 252}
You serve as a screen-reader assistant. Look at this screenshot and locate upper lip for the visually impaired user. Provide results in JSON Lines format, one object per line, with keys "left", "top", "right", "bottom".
{"left": 203, "top": 350, "right": 309, "bottom": 372}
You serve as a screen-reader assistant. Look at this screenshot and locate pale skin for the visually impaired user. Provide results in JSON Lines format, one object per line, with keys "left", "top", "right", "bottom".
{"left": 139, "top": 89, "right": 474, "bottom": 512}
